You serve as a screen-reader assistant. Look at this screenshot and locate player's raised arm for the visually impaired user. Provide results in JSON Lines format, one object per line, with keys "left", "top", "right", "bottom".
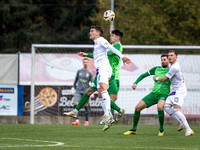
{"left": 78, "top": 52, "right": 88, "bottom": 57}
{"left": 78, "top": 52, "right": 94, "bottom": 58}
{"left": 132, "top": 67, "right": 157, "bottom": 90}
{"left": 132, "top": 71, "right": 152, "bottom": 90}
{"left": 107, "top": 44, "right": 131, "bottom": 65}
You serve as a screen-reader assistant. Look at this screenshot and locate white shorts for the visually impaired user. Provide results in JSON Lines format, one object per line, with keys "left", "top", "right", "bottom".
{"left": 96, "top": 67, "right": 112, "bottom": 89}
{"left": 165, "top": 88, "right": 187, "bottom": 107}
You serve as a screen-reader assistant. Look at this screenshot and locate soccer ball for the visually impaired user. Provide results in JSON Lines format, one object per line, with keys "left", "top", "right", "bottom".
{"left": 103, "top": 10, "right": 115, "bottom": 22}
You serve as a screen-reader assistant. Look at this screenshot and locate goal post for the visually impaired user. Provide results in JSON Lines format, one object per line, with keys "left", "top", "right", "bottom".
{"left": 30, "top": 44, "right": 200, "bottom": 124}
{"left": 30, "top": 45, "right": 35, "bottom": 124}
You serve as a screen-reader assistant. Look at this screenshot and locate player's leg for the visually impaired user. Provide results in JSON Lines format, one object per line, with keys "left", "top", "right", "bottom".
{"left": 76, "top": 77, "right": 97, "bottom": 111}
{"left": 98, "top": 82, "right": 111, "bottom": 116}
{"left": 84, "top": 103, "right": 89, "bottom": 126}
{"left": 133, "top": 100, "right": 147, "bottom": 129}
{"left": 100, "top": 78, "right": 124, "bottom": 124}
{"left": 108, "top": 79, "right": 121, "bottom": 113}
{"left": 96, "top": 68, "right": 112, "bottom": 116}
{"left": 71, "top": 94, "right": 80, "bottom": 125}
{"left": 164, "top": 102, "right": 184, "bottom": 131}
{"left": 164, "top": 92, "right": 193, "bottom": 136}
{"left": 173, "top": 104, "right": 193, "bottom": 136}
{"left": 157, "top": 98, "right": 165, "bottom": 136}
{"left": 124, "top": 100, "right": 146, "bottom": 135}
{"left": 164, "top": 94, "right": 182, "bottom": 123}
{"left": 97, "top": 68, "right": 114, "bottom": 131}
{"left": 98, "top": 83, "right": 114, "bottom": 131}
{"left": 74, "top": 101, "right": 79, "bottom": 120}
{"left": 124, "top": 92, "right": 156, "bottom": 135}
{"left": 76, "top": 88, "right": 94, "bottom": 111}
{"left": 63, "top": 88, "right": 95, "bottom": 118}
{"left": 100, "top": 99, "right": 125, "bottom": 124}
{"left": 108, "top": 79, "right": 125, "bottom": 121}
{"left": 63, "top": 77, "right": 97, "bottom": 118}
{"left": 110, "top": 94, "right": 119, "bottom": 112}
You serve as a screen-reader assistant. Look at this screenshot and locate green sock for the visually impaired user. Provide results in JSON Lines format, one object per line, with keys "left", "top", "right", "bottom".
{"left": 158, "top": 110, "right": 164, "bottom": 132}
{"left": 76, "top": 94, "right": 90, "bottom": 111}
{"left": 111, "top": 100, "right": 120, "bottom": 112}
{"left": 131, "top": 110, "right": 140, "bottom": 131}
{"left": 111, "top": 108, "right": 113, "bottom": 113}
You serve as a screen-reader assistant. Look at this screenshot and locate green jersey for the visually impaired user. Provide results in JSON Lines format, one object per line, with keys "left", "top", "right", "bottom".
{"left": 134, "top": 66, "right": 170, "bottom": 95}
{"left": 87, "top": 43, "right": 123, "bottom": 80}
{"left": 107, "top": 43, "right": 123, "bottom": 80}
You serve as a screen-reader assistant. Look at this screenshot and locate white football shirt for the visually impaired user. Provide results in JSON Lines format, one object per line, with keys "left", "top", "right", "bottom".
{"left": 93, "top": 37, "right": 124, "bottom": 69}
{"left": 166, "top": 62, "right": 186, "bottom": 92}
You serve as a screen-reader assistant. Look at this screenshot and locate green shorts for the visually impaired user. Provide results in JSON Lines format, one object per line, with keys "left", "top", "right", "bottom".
{"left": 108, "top": 79, "right": 119, "bottom": 95}
{"left": 142, "top": 92, "right": 168, "bottom": 108}
{"left": 89, "top": 76, "right": 119, "bottom": 95}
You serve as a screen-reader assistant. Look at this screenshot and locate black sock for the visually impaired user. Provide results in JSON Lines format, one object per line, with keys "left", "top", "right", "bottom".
{"left": 85, "top": 106, "right": 89, "bottom": 121}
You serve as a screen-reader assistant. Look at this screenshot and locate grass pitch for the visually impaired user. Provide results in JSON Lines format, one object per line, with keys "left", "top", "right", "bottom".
{"left": 0, "top": 124, "right": 199, "bottom": 150}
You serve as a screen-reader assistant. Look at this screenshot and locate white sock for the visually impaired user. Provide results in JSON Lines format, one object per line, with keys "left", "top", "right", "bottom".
{"left": 99, "top": 98, "right": 105, "bottom": 112}
{"left": 101, "top": 91, "right": 111, "bottom": 116}
{"left": 174, "top": 109, "right": 192, "bottom": 131}
{"left": 73, "top": 109, "right": 78, "bottom": 113}
{"left": 164, "top": 105, "right": 181, "bottom": 123}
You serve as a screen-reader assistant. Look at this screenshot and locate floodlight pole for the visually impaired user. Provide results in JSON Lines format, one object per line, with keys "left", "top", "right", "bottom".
{"left": 110, "top": 0, "right": 114, "bottom": 33}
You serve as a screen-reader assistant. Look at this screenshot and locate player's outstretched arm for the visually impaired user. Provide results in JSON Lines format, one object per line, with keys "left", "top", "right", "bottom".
{"left": 78, "top": 52, "right": 88, "bottom": 57}
{"left": 78, "top": 52, "right": 94, "bottom": 58}
{"left": 153, "top": 76, "right": 169, "bottom": 82}
{"left": 107, "top": 45, "right": 124, "bottom": 58}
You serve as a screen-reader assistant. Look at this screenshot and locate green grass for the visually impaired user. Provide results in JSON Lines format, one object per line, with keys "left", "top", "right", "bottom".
{"left": 0, "top": 124, "right": 199, "bottom": 150}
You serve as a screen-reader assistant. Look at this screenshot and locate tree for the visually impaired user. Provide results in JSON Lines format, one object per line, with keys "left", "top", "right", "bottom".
{"left": 91, "top": 0, "right": 200, "bottom": 46}
{"left": 1, "top": 0, "right": 200, "bottom": 53}
{"left": 0, "top": 0, "right": 98, "bottom": 52}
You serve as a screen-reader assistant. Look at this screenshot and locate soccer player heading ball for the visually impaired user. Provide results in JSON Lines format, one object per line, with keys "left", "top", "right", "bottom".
{"left": 64, "top": 26, "right": 131, "bottom": 132}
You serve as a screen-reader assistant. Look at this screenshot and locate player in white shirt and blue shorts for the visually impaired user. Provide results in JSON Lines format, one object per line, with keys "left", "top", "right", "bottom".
{"left": 153, "top": 50, "right": 194, "bottom": 136}
{"left": 89, "top": 26, "right": 131, "bottom": 131}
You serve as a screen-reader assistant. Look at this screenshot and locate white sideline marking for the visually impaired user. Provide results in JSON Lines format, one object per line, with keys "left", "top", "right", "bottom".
{"left": 61, "top": 145, "right": 198, "bottom": 150}
{"left": 0, "top": 138, "right": 64, "bottom": 147}
{"left": 1, "top": 138, "right": 197, "bottom": 150}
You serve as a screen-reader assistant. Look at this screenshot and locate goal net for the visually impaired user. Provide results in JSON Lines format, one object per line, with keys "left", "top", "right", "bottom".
{"left": 27, "top": 44, "right": 200, "bottom": 124}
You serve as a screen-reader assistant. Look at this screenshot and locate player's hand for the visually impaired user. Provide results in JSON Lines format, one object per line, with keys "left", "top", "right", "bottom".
{"left": 71, "top": 87, "right": 76, "bottom": 95}
{"left": 122, "top": 57, "right": 131, "bottom": 65}
{"left": 78, "top": 52, "right": 88, "bottom": 57}
{"left": 153, "top": 76, "right": 157, "bottom": 81}
{"left": 132, "top": 84, "right": 137, "bottom": 90}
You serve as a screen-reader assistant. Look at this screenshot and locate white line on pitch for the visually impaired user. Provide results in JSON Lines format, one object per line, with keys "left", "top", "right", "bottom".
{"left": 61, "top": 145, "right": 198, "bottom": 150}
{"left": 0, "top": 138, "right": 64, "bottom": 147}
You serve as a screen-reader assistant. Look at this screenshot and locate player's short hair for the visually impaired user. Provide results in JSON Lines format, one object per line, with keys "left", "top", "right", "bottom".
{"left": 83, "top": 58, "right": 89, "bottom": 62}
{"left": 111, "top": 30, "right": 123, "bottom": 39}
{"left": 168, "top": 50, "right": 178, "bottom": 56}
{"left": 91, "top": 25, "right": 104, "bottom": 36}
{"left": 161, "top": 54, "right": 168, "bottom": 58}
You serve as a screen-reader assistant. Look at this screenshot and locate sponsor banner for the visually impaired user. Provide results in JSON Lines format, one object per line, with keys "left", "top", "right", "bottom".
{"left": 20, "top": 54, "right": 200, "bottom": 115}
{"left": 0, "top": 85, "right": 18, "bottom": 116}
{"left": 19, "top": 54, "right": 95, "bottom": 85}
{"left": 23, "top": 86, "right": 103, "bottom": 116}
